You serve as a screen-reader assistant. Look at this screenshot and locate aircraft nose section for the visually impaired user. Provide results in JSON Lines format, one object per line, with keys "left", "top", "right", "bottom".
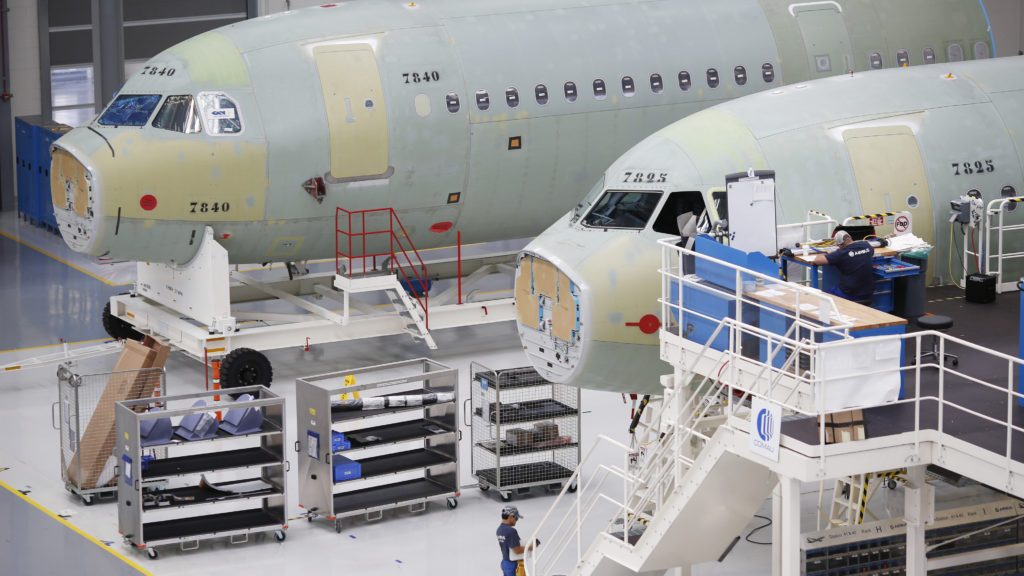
{"left": 515, "top": 249, "right": 585, "bottom": 384}
{"left": 50, "top": 142, "right": 102, "bottom": 255}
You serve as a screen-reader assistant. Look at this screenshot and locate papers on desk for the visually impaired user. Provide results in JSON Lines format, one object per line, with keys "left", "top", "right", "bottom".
{"left": 885, "top": 233, "right": 931, "bottom": 252}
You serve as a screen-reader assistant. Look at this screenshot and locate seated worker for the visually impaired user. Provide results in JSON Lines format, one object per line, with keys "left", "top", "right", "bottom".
{"left": 812, "top": 230, "right": 875, "bottom": 302}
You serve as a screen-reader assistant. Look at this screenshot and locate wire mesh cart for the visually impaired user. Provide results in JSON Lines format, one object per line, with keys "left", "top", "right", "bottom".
{"left": 296, "top": 358, "right": 459, "bottom": 532}
{"left": 470, "top": 363, "right": 580, "bottom": 501}
{"left": 57, "top": 363, "right": 166, "bottom": 505}
{"left": 114, "top": 385, "right": 287, "bottom": 559}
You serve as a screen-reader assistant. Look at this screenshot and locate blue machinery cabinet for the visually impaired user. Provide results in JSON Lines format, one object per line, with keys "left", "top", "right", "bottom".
{"left": 13, "top": 116, "right": 71, "bottom": 232}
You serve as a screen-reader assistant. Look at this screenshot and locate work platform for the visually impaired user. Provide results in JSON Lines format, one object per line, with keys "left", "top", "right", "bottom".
{"left": 525, "top": 237, "right": 1024, "bottom": 576}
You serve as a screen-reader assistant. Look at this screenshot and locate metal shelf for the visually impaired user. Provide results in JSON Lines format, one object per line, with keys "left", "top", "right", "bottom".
{"left": 332, "top": 478, "right": 453, "bottom": 516}
{"left": 331, "top": 389, "right": 456, "bottom": 423}
{"left": 143, "top": 509, "right": 282, "bottom": 545}
{"left": 474, "top": 440, "right": 579, "bottom": 457}
{"left": 339, "top": 418, "right": 455, "bottom": 452}
{"left": 141, "top": 478, "right": 282, "bottom": 511}
{"left": 475, "top": 461, "right": 575, "bottom": 487}
{"left": 142, "top": 447, "right": 280, "bottom": 479}
{"left": 140, "top": 421, "right": 284, "bottom": 449}
{"left": 478, "top": 399, "right": 579, "bottom": 425}
{"left": 334, "top": 449, "right": 454, "bottom": 486}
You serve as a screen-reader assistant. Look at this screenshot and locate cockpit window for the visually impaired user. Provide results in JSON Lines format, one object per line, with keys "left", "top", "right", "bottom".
{"left": 152, "top": 95, "right": 202, "bottom": 134}
{"left": 98, "top": 94, "right": 161, "bottom": 126}
{"left": 582, "top": 190, "right": 663, "bottom": 229}
{"left": 197, "top": 92, "right": 242, "bottom": 135}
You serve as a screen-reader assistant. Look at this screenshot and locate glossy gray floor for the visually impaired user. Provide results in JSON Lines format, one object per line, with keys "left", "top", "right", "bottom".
{"left": 0, "top": 212, "right": 1007, "bottom": 576}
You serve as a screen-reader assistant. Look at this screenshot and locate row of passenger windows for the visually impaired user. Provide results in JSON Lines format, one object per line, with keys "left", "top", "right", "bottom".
{"left": 445, "top": 63, "right": 777, "bottom": 113}
{"left": 869, "top": 41, "right": 990, "bottom": 69}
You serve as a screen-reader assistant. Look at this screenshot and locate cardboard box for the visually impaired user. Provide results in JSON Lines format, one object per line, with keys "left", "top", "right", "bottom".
{"left": 505, "top": 428, "right": 533, "bottom": 447}
{"left": 821, "top": 410, "right": 866, "bottom": 444}
{"left": 66, "top": 337, "right": 170, "bottom": 489}
{"left": 534, "top": 421, "right": 559, "bottom": 443}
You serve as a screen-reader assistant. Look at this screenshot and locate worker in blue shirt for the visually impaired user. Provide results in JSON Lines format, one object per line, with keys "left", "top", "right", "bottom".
{"left": 812, "top": 230, "right": 875, "bottom": 302}
{"left": 497, "top": 505, "right": 537, "bottom": 576}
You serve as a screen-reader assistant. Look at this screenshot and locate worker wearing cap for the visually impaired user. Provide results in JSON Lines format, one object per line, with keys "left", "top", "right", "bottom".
{"left": 497, "top": 505, "right": 536, "bottom": 576}
{"left": 812, "top": 230, "right": 875, "bottom": 302}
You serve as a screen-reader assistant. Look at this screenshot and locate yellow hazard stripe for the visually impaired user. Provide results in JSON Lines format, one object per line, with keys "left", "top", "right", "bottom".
{"left": 0, "top": 229, "right": 131, "bottom": 287}
{"left": 808, "top": 210, "right": 830, "bottom": 217}
{"left": 0, "top": 337, "right": 109, "bottom": 355}
{"left": 0, "top": 480, "right": 153, "bottom": 575}
{"left": 848, "top": 212, "right": 900, "bottom": 220}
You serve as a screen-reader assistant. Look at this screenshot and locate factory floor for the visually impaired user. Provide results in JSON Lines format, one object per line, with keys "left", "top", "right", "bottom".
{"left": 0, "top": 210, "right": 1016, "bottom": 576}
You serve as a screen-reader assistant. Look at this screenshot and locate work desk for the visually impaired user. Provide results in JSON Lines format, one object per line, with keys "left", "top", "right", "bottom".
{"left": 745, "top": 283, "right": 907, "bottom": 333}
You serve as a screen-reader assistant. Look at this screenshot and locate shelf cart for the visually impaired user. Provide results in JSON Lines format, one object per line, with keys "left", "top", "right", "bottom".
{"left": 57, "top": 364, "right": 166, "bottom": 505}
{"left": 296, "top": 358, "right": 459, "bottom": 532}
{"left": 114, "top": 385, "right": 287, "bottom": 559}
{"left": 470, "top": 363, "right": 580, "bottom": 501}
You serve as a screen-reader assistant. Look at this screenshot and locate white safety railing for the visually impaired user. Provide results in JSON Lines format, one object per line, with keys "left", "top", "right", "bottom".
{"left": 523, "top": 237, "right": 1024, "bottom": 576}
{"left": 984, "top": 196, "right": 1024, "bottom": 293}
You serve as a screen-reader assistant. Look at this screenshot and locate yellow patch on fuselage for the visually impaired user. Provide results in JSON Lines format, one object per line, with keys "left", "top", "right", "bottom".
{"left": 167, "top": 32, "right": 251, "bottom": 88}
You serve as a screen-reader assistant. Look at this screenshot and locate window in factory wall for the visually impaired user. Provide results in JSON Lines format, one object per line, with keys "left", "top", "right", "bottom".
{"left": 152, "top": 95, "right": 202, "bottom": 133}
{"left": 678, "top": 70, "right": 691, "bottom": 91}
{"left": 51, "top": 65, "right": 95, "bottom": 127}
{"left": 475, "top": 90, "right": 490, "bottom": 111}
{"left": 761, "top": 63, "right": 775, "bottom": 83}
{"left": 564, "top": 81, "right": 578, "bottom": 102}
{"left": 445, "top": 92, "right": 460, "bottom": 113}
{"left": 923, "top": 47, "right": 936, "bottom": 64}
{"left": 650, "top": 73, "right": 663, "bottom": 93}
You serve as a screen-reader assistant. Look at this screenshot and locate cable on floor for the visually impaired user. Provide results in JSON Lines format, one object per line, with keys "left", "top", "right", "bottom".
{"left": 745, "top": 514, "right": 772, "bottom": 545}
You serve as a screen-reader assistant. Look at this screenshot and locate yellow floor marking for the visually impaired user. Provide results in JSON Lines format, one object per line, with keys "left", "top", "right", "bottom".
{"left": 0, "top": 337, "right": 109, "bottom": 355}
{"left": 0, "top": 480, "right": 153, "bottom": 575}
{"left": 0, "top": 230, "right": 131, "bottom": 287}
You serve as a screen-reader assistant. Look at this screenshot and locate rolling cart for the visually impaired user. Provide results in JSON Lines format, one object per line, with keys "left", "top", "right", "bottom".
{"left": 470, "top": 363, "right": 580, "bottom": 501}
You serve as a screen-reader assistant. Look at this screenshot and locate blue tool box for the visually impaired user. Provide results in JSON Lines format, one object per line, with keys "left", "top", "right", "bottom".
{"left": 872, "top": 257, "right": 919, "bottom": 279}
{"left": 332, "top": 430, "right": 350, "bottom": 451}
{"left": 332, "top": 455, "right": 361, "bottom": 482}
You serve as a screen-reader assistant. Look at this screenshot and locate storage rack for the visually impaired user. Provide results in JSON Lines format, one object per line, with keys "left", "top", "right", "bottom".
{"left": 114, "top": 386, "right": 287, "bottom": 559}
{"left": 470, "top": 363, "right": 580, "bottom": 501}
{"left": 296, "top": 358, "right": 459, "bottom": 532}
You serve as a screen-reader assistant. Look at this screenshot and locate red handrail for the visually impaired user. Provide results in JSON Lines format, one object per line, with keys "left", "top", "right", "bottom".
{"left": 335, "top": 207, "right": 429, "bottom": 329}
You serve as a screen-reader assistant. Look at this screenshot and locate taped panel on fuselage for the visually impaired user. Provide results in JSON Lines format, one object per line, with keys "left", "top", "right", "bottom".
{"left": 516, "top": 256, "right": 539, "bottom": 328}
{"left": 552, "top": 271, "right": 575, "bottom": 342}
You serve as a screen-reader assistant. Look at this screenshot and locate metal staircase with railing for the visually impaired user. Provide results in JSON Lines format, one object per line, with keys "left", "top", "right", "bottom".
{"left": 525, "top": 237, "right": 1024, "bottom": 576}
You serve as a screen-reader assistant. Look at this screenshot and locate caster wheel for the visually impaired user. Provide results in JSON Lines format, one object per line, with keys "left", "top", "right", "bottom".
{"left": 887, "top": 478, "right": 898, "bottom": 490}
{"left": 307, "top": 515, "right": 313, "bottom": 523}
{"left": 335, "top": 519, "right": 342, "bottom": 534}
{"left": 447, "top": 497, "right": 458, "bottom": 509}
{"left": 567, "top": 482, "right": 578, "bottom": 493}
{"left": 81, "top": 495, "right": 93, "bottom": 506}
{"left": 950, "top": 358, "right": 959, "bottom": 367}
{"left": 479, "top": 484, "right": 490, "bottom": 492}
{"left": 500, "top": 492, "right": 512, "bottom": 502}
{"left": 275, "top": 530, "right": 286, "bottom": 542}
{"left": 146, "top": 548, "right": 158, "bottom": 560}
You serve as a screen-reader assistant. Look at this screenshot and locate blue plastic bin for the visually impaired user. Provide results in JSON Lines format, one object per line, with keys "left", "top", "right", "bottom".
{"left": 332, "top": 455, "right": 361, "bottom": 482}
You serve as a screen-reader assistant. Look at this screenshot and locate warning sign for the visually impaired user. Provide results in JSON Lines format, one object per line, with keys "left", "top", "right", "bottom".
{"left": 894, "top": 215, "right": 910, "bottom": 233}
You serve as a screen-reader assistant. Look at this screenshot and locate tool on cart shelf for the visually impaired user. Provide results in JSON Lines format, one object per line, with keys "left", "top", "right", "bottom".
{"left": 471, "top": 363, "right": 581, "bottom": 502}
{"left": 296, "top": 358, "right": 460, "bottom": 533}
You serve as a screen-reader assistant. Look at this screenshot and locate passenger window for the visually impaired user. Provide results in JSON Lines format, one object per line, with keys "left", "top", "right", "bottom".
{"left": 734, "top": 66, "right": 747, "bottom": 86}
{"left": 535, "top": 84, "right": 548, "bottom": 105}
{"left": 582, "top": 190, "right": 663, "bottom": 229}
{"left": 923, "top": 47, "right": 936, "bottom": 64}
{"left": 445, "top": 92, "right": 460, "bottom": 113}
{"left": 506, "top": 87, "right": 519, "bottom": 108}
{"left": 706, "top": 68, "right": 719, "bottom": 88}
{"left": 475, "top": 90, "right": 490, "bottom": 111}
{"left": 650, "top": 73, "right": 663, "bottom": 93}
{"left": 678, "top": 71, "right": 691, "bottom": 91}
{"left": 197, "top": 92, "right": 241, "bottom": 134}
{"left": 974, "top": 41, "right": 990, "bottom": 59}
{"left": 152, "top": 95, "right": 201, "bottom": 134}
{"left": 1003, "top": 185, "right": 1018, "bottom": 212}
{"left": 896, "top": 49, "right": 910, "bottom": 67}
{"left": 761, "top": 63, "right": 774, "bottom": 83}
{"left": 948, "top": 43, "right": 964, "bottom": 62}
{"left": 621, "top": 76, "right": 635, "bottom": 97}
{"left": 593, "top": 79, "right": 607, "bottom": 99}
{"left": 564, "top": 82, "right": 578, "bottom": 102}
{"left": 98, "top": 94, "right": 161, "bottom": 126}
{"left": 870, "top": 52, "right": 883, "bottom": 69}
{"left": 652, "top": 191, "right": 707, "bottom": 235}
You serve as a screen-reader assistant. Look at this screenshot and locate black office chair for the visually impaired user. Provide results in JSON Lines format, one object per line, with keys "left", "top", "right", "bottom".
{"left": 915, "top": 314, "right": 958, "bottom": 366}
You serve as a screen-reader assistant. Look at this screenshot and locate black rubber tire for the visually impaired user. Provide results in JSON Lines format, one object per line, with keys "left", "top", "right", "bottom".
{"left": 220, "top": 348, "right": 273, "bottom": 393}
{"left": 567, "top": 482, "right": 578, "bottom": 493}
{"left": 479, "top": 484, "right": 490, "bottom": 492}
{"left": 500, "top": 492, "right": 512, "bottom": 502}
{"left": 447, "top": 497, "right": 458, "bottom": 509}
{"left": 274, "top": 530, "right": 286, "bottom": 542}
{"left": 102, "top": 302, "right": 143, "bottom": 341}
{"left": 147, "top": 548, "right": 158, "bottom": 560}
